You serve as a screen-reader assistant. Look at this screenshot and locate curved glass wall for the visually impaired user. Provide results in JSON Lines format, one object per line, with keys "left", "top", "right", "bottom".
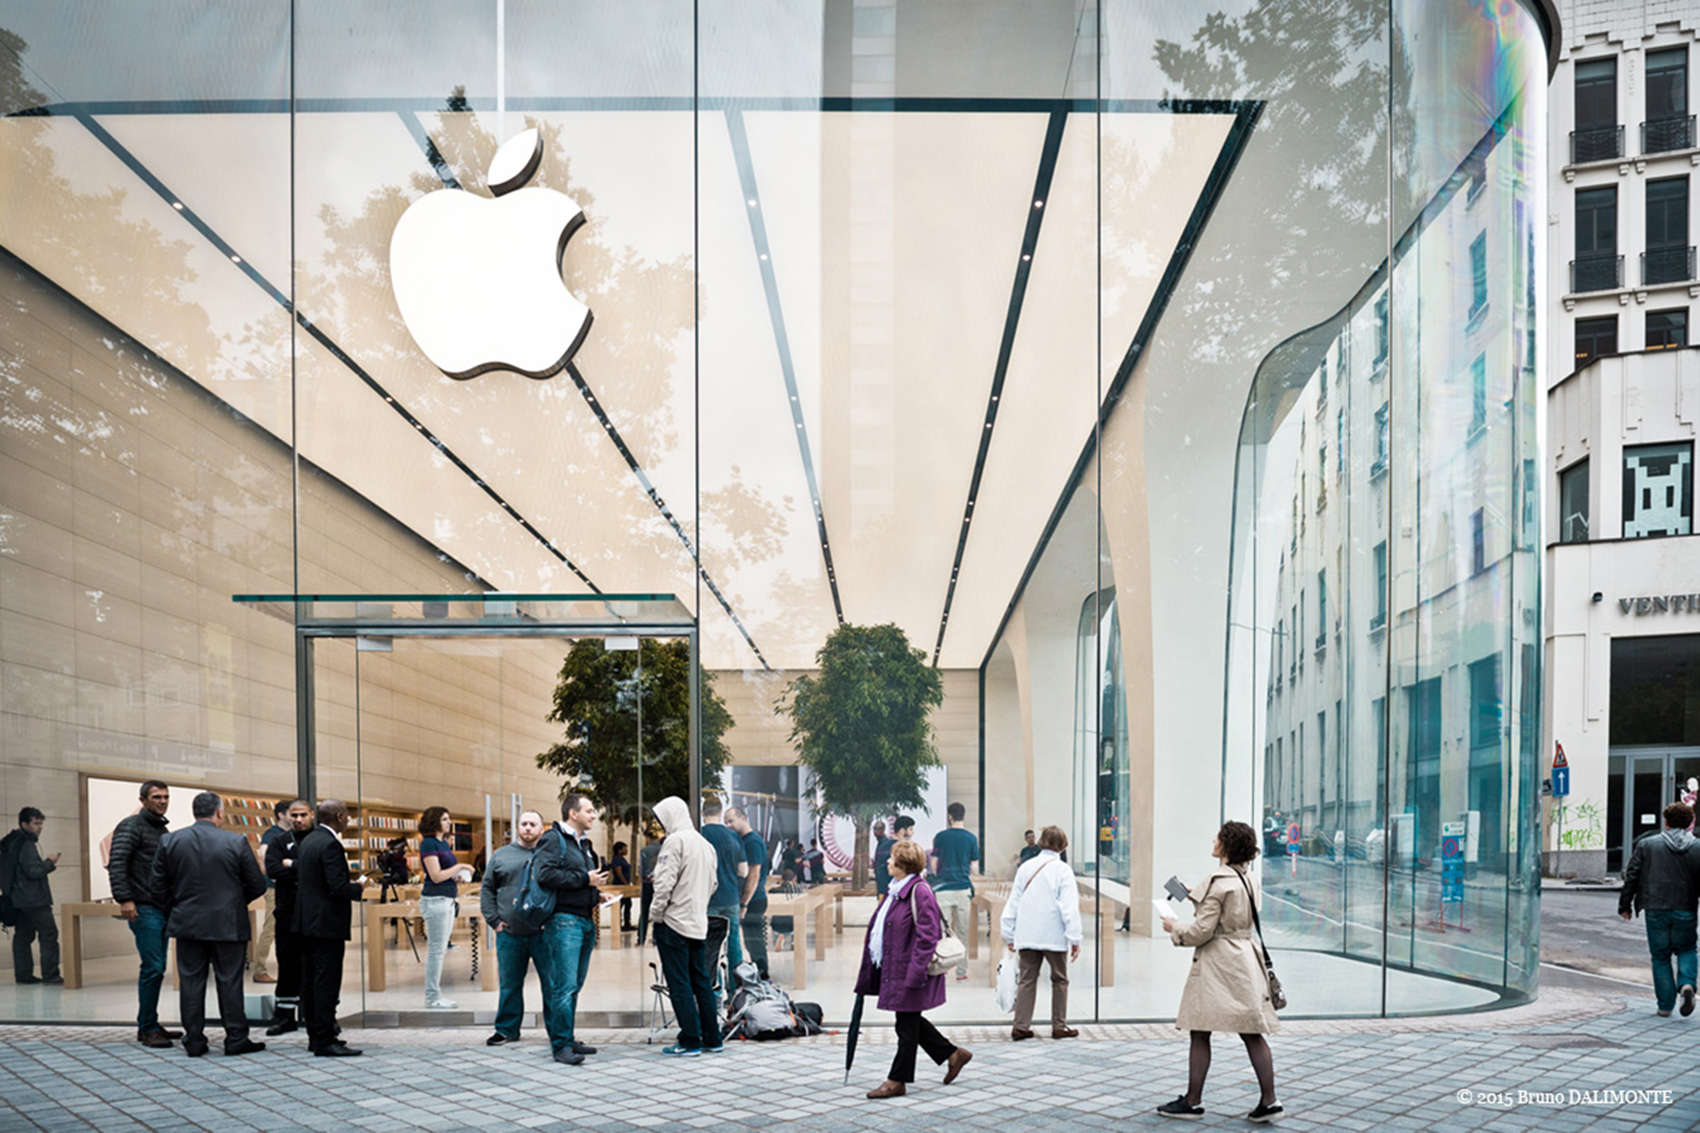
{"left": 1, "top": 0, "right": 1548, "bottom": 1023}
{"left": 1225, "top": 2, "right": 1547, "bottom": 1008}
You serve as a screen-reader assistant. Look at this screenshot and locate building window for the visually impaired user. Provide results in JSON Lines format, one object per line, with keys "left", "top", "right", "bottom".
{"left": 1573, "top": 186, "right": 1619, "bottom": 292}
{"left": 1374, "top": 292, "right": 1389, "bottom": 367}
{"left": 1572, "top": 56, "right": 1619, "bottom": 161}
{"left": 1646, "top": 308, "right": 1688, "bottom": 350}
{"left": 1471, "top": 507, "right": 1487, "bottom": 574}
{"left": 1611, "top": 635, "right": 1700, "bottom": 746}
{"left": 1316, "top": 570, "right": 1327, "bottom": 650}
{"left": 1469, "top": 353, "right": 1487, "bottom": 435}
{"left": 1372, "top": 403, "right": 1389, "bottom": 474}
{"left": 1371, "top": 541, "right": 1388, "bottom": 630}
{"left": 1644, "top": 177, "right": 1691, "bottom": 286}
{"left": 1559, "top": 458, "right": 1589, "bottom": 543}
{"left": 1469, "top": 233, "right": 1488, "bottom": 319}
{"left": 1317, "top": 352, "right": 1328, "bottom": 405}
{"left": 1644, "top": 47, "right": 1692, "bottom": 154}
{"left": 1622, "top": 441, "right": 1694, "bottom": 539}
{"left": 1469, "top": 654, "right": 1502, "bottom": 750}
{"left": 1574, "top": 314, "right": 1617, "bottom": 367}
{"left": 1335, "top": 409, "right": 1344, "bottom": 479}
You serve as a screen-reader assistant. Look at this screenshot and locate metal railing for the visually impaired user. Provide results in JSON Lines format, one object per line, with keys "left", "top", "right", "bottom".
{"left": 1642, "top": 246, "right": 1696, "bottom": 287}
{"left": 1569, "top": 253, "right": 1622, "bottom": 293}
{"left": 1569, "top": 124, "right": 1623, "bottom": 163}
{"left": 1641, "top": 114, "right": 1696, "bottom": 155}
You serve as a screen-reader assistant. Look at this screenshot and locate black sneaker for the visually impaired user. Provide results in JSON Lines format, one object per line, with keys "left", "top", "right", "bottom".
{"left": 1248, "top": 1102, "right": 1284, "bottom": 1123}
{"left": 1680, "top": 985, "right": 1696, "bottom": 1018}
{"left": 553, "top": 1048, "right": 585, "bottom": 1066}
{"left": 15, "top": 976, "right": 40, "bottom": 985}
{"left": 572, "top": 1041, "right": 597, "bottom": 1055}
{"left": 486, "top": 1032, "right": 518, "bottom": 1046}
{"left": 1156, "top": 1096, "right": 1204, "bottom": 1120}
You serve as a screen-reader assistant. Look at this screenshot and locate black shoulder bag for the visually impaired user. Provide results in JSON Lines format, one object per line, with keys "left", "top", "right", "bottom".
{"left": 1235, "top": 871, "right": 1287, "bottom": 1011}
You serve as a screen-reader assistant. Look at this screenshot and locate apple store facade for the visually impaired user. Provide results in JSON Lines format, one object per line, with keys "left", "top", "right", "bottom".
{"left": 0, "top": 1, "right": 1554, "bottom": 1027}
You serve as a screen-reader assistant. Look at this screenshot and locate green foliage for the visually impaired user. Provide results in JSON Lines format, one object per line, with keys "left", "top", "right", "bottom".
{"left": 780, "top": 623, "right": 943, "bottom": 889}
{"left": 536, "top": 639, "right": 730, "bottom": 836}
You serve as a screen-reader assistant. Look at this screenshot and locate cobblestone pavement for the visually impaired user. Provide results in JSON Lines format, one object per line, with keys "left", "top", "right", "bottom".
{"left": 1, "top": 988, "right": 1696, "bottom": 1131}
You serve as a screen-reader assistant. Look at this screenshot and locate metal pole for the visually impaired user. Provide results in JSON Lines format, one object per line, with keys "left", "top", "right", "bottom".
{"left": 636, "top": 643, "right": 644, "bottom": 853}
{"left": 689, "top": 630, "right": 702, "bottom": 819}
{"left": 295, "top": 634, "right": 315, "bottom": 802}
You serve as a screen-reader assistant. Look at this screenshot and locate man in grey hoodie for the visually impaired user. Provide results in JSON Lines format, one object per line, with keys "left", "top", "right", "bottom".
{"left": 1618, "top": 801, "right": 1700, "bottom": 1017}
{"left": 480, "top": 810, "right": 555, "bottom": 1046}
{"left": 648, "top": 796, "right": 724, "bottom": 1056}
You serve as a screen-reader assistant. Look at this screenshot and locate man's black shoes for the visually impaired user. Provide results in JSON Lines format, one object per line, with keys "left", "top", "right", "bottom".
{"left": 313, "top": 1042, "right": 362, "bottom": 1057}
{"left": 265, "top": 1019, "right": 299, "bottom": 1036}
{"left": 225, "top": 1040, "right": 266, "bottom": 1057}
{"left": 572, "top": 1041, "right": 597, "bottom": 1055}
{"left": 487, "top": 1032, "right": 519, "bottom": 1046}
{"left": 553, "top": 1048, "right": 585, "bottom": 1066}
{"left": 183, "top": 1041, "right": 209, "bottom": 1058}
{"left": 139, "top": 1030, "right": 174, "bottom": 1049}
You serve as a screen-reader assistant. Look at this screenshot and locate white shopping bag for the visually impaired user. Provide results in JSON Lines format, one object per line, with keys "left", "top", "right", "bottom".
{"left": 995, "top": 952, "right": 1019, "bottom": 1014}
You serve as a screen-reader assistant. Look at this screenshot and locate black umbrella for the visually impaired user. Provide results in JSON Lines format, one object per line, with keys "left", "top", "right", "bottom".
{"left": 843, "top": 993, "right": 867, "bottom": 1085}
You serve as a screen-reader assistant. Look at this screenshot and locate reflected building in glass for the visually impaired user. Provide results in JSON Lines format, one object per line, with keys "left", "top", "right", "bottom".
{"left": 0, "top": 0, "right": 1555, "bottom": 1024}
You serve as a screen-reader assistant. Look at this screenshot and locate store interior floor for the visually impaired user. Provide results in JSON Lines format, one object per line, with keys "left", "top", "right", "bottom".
{"left": 3, "top": 895, "right": 1498, "bottom": 1028}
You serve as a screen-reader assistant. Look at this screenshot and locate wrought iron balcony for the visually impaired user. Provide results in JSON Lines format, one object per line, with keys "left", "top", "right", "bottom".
{"left": 1642, "top": 246, "right": 1696, "bottom": 287}
{"left": 1641, "top": 114, "right": 1696, "bottom": 155}
{"left": 1569, "top": 253, "right": 1622, "bottom": 293}
{"left": 1569, "top": 124, "right": 1623, "bottom": 163}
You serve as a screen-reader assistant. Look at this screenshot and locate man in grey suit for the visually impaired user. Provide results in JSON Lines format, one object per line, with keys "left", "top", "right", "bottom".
{"left": 149, "top": 791, "right": 268, "bottom": 1057}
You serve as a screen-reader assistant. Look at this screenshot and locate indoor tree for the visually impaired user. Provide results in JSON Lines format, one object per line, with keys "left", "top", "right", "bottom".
{"left": 780, "top": 622, "right": 943, "bottom": 891}
{"left": 536, "top": 638, "right": 731, "bottom": 847}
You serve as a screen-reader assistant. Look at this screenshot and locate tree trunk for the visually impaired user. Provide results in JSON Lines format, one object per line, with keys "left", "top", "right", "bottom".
{"left": 852, "top": 815, "right": 871, "bottom": 892}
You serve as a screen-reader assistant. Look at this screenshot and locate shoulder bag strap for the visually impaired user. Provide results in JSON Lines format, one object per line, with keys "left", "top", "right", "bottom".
{"left": 1235, "top": 870, "right": 1277, "bottom": 976}
{"left": 906, "top": 879, "right": 951, "bottom": 937}
{"left": 1014, "top": 856, "right": 1056, "bottom": 902}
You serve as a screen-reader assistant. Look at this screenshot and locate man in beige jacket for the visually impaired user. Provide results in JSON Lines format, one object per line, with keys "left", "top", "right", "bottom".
{"left": 648, "top": 796, "right": 724, "bottom": 1055}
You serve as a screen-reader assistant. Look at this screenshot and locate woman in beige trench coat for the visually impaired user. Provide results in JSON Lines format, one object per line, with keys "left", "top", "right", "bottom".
{"left": 1157, "top": 820, "right": 1282, "bottom": 1123}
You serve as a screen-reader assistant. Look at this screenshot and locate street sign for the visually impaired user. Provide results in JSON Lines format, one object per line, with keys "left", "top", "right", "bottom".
{"left": 1553, "top": 766, "right": 1570, "bottom": 797}
{"left": 1287, "top": 823, "right": 1301, "bottom": 853}
{"left": 1440, "top": 820, "right": 1465, "bottom": 904}
{"left": 1552, "top": 742, "right": 1568, "bottom": 769}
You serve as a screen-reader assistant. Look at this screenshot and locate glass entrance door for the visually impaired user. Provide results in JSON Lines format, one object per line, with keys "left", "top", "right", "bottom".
{"left": 1617, "top": 749, "right": 1700, "bottom": 865}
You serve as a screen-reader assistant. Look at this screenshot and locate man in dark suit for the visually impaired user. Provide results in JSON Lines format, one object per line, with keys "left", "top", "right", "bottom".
{"left": 149, "top": 791, "right": 268, "bottom": 1057}
{"left": 263, "top": 799, "right": 314, "bottom": 1036}
{"left": 292, "top": 799, "right": 364, "bottom": 1057}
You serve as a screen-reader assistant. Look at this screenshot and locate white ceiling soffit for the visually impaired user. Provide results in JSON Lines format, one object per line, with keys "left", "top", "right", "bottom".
{"left": 1, "top": 106, "right": 1245, "bottom": 674}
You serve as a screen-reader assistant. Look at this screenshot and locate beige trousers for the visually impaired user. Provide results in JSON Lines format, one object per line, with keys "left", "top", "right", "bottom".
{"left": 253, "top": 887, "right": 277, "bottom": 976}
{"left": 934, "top": 889, "right": 973, "bottom": 977}
{"left": 1012, "top": 948, "right": 1069, "bottom": 1030}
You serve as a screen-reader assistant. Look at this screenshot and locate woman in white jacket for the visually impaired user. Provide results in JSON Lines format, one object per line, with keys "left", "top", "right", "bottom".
{"left": 999, "top": 825, "right": 1081, "bottom": 1040}
{"left": 648, "top": 796, "right": 723, "bottom": 1056}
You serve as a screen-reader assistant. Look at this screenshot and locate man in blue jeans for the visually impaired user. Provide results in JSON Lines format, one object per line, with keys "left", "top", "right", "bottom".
{"left": 534, "top": 792, "right": 607, "bottom": 1066}
{"left": 479, "top": 810, "right": 556, "bottom": 1046}
{"left": 1619, "top": 801, "right": 1700, "bottom": 1018}
{"left": 106, "top": 780, "right": 179, "bottom": 1048}
{"left": 700, "top": 797, "right": 747, "bottom": 980}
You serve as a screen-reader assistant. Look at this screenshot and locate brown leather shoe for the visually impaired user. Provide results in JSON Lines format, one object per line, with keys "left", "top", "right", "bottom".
{"left": 866, "top": 1080, "right": 907, "bottom": 1099}
{"left": 942, "top": 1047, "right": 972, "bottom": 1085}
{"left": 1051, "top": 1025, "right": 1079, "bottom": 1039}
{"left": 252, "top": 971, "right": 276, "bottom": 984}
{"left": 1011, "top": 1028, "right": 1037, "bottom": 1041}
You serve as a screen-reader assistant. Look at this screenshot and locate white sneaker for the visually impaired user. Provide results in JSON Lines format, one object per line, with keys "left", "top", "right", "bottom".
{"left": 426, "top": 999, "right": 459, "bottom": 1010}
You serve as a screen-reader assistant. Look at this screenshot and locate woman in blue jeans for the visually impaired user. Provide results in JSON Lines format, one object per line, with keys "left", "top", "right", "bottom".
{"left": 418, "top": 806, "right": 467, "bottom": 1010}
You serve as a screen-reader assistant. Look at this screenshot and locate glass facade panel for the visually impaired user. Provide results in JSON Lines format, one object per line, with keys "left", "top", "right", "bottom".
{"left": 1, "top": 0, "right": 1551, "bottom": 1024}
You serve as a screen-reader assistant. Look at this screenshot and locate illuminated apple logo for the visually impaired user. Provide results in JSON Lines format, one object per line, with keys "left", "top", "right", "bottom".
{"left": 390, "top": 127, "right": 592, "bottom": 380}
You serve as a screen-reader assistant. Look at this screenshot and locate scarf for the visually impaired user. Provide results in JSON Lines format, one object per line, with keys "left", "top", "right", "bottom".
{"left": 869, "top": 872, "right": 917, "bottom": 967}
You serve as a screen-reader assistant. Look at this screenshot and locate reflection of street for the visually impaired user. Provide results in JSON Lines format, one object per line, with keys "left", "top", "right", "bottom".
{"left": 1260, "top": 855, "right": 1535, "bottom": 985}
{"left": 1540, "top": 888, "right": 1655, "bottom": 987}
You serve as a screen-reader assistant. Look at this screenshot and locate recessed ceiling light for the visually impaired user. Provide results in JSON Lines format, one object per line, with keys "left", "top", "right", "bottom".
{"left": 1022, "top": 254, "right": 1031, "bottom": 261}
{"left": 171, "top": 201, "right": 184, "bottom": 210}
{"left": 748, "top": 199, "right": 758, "bottom": 207}
{"left": 230, "top": 254, "right": 242, "bottom": 263}
{"left": 1034, "top": 199, "right": 1044, "bottom": 208}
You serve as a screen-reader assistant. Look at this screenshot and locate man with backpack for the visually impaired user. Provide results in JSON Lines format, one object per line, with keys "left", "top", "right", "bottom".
{"left": 532, "top": 792, "right": 607, "bottom": 1066}
{"left": 2, "top": 807, "right": 61, "bottom": 984}
{"left": 481, "top": 809, "right": 555, "bottom": 1047}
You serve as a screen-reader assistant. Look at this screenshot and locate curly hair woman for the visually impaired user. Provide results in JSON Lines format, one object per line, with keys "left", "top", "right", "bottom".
{"left": 1157, "top": 819, "right": 1282, "bottom": 1123}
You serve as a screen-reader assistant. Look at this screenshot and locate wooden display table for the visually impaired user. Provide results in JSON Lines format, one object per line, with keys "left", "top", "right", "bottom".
{"left": 597, "top": 884, "right": 642, "bottom": 948}
{"left": 764, "top": 884, "right": 838, "bottom": 990}
{"left": 973, "top": 884, "right": 1124, "bottom": 988}
{"left": 60, "top": 899, "right": 264, "bottom": 990}
{"left": 365, "top": 899, "right": 496, "bottom": 993}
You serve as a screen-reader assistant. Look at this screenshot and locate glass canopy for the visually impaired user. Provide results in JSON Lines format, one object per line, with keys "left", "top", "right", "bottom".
{"left": 232, "top": 592, "right": 695, "bottom": 632}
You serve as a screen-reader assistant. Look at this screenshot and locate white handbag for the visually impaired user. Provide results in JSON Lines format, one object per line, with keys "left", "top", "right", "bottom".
{"left": 995, "top": 953, "right": 1019, "bottom": 1013}
{"left": 909, "top": 883, "right": 967, "bottom": 977}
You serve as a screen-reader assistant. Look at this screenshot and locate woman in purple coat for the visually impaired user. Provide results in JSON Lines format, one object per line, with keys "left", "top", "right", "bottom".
{"left": 855, "top": 839, "right": 973, "bottom": 1099}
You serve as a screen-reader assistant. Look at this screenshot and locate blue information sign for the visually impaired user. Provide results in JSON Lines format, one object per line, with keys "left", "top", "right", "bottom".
{"left": 1552, "top": 766, "right": 1570, "bottom": 798}
{"left": 1440, "top": 822, "right": 1465, "bottom": 904}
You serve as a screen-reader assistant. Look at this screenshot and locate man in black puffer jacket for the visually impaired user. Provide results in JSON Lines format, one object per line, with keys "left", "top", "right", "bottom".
{"left": 106, "top": 780, "right": 177, "bottom": 1048}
